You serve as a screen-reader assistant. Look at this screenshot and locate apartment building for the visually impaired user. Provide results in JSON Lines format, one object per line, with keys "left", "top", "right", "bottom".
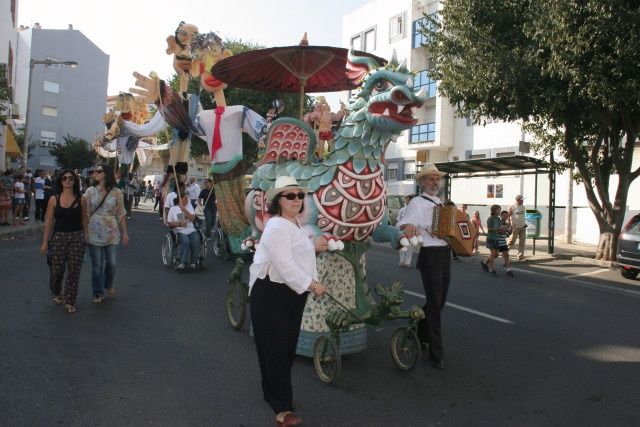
{"left": 13, "top": 24, "right": 109, "bottom": 171}
{"left": 342, "top": 0, "right": 639, "bottom": 244}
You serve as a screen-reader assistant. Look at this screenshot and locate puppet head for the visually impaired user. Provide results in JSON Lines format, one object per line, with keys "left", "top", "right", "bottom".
{"left": 190, "top": 31, "right": 233, "bottom": 93}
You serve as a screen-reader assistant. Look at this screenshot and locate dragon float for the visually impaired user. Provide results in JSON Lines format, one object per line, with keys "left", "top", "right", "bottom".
{"left": 239, "top": 50, "right": 427, "bottom": 355}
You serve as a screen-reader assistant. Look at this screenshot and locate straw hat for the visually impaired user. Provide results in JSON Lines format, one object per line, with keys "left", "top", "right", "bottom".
{"left": 415, "top": 163, "right": 445, "bottom": 181}
{"left": 265, "top": 176, "right": 308, "bottom": 201}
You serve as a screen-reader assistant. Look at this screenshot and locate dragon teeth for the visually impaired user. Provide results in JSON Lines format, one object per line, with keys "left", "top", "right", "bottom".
{"left": 397, "top": 105, "right": 405, "bottom": 114}
{"left": 383, "top": 108, "right": 390, "bottom": 116}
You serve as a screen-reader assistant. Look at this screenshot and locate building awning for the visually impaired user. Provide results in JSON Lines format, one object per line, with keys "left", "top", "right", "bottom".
{"left": 4, "top": 126, "right": 22, "bottom": 156}
{"left": 435, "top": 155, "right": 549, "bottom": 175}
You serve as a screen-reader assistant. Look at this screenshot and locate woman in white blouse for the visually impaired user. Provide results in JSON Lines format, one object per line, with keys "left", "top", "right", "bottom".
{"left": 249, "top": 176, "right": 327, "bottom": 427}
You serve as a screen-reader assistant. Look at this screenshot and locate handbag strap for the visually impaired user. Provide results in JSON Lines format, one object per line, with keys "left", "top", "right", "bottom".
{"left": 91, "top": 188, "right": 112, "bottom": 216}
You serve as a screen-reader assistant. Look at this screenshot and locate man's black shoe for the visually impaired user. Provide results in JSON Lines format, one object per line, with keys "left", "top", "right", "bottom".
{"left": 480, "top": 260, "right": 489, "bottom": 272}
{"left": 429, "top": 359, "right": 444, "bottom": 370}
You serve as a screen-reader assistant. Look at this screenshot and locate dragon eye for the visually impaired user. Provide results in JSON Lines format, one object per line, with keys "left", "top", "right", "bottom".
{"left": 372, "top": 80, "right": 391, "bottom": 93}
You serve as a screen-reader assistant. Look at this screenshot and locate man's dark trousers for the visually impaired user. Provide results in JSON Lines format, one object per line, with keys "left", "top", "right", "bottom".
{"left": 416, "top": 245, "right": 451, "bottom": 363}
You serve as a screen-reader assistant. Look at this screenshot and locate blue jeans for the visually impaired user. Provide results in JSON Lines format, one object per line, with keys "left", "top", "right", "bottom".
{"left": 88, "top": 244, "right": 117, "bottom": 297}
{"left": 178, "top": 231, "right": 200, "bottom": 264}
{"left": 203, "top": 207, "right": 217, "bottom": 237}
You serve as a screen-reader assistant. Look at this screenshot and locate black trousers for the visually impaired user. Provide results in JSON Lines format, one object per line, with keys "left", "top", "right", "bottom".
{"left": 35, "top": 199, "right": 46, "bottom": 221}
{"left": 416, "top": 246, "right": 451, "bottom": 363}
{"left": 250, "top": 276, "right": 308, "bottom": 414}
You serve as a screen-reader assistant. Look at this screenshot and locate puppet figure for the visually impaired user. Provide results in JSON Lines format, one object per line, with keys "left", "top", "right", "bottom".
{"left": 190, "top": 31, "right": 233, "bottom": 106}
{"left": 303, "top": 96, "right": 346, "bottom": 159}
{"left": 166, "top": 21, "right": 199, "bottom": 94}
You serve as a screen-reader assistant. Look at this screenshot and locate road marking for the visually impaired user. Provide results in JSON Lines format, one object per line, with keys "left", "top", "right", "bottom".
{"left": 511, "top": 267, "right": 640, "bottom": 298}
{"left": 403, "top": 290, "right": 515, "bottom": 325}
{"left": 564, "top": 268, "right": 610, "bottom": 279}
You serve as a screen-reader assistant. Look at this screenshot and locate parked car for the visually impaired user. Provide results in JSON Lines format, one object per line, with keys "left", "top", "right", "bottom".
{"left": 617, "top": 213, "right": 640, "bottom": 280}
{"left": 386, "top": 195, "right": 406, "bottom": 226}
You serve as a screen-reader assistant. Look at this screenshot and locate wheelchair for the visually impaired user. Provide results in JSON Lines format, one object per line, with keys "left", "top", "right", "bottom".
{"left": 161, "top": 217, "right": 208, "bottom": 270}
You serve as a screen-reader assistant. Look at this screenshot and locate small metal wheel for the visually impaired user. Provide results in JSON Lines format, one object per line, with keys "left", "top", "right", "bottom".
{"left": 390, "top": 327, "right": 421, "bottom": 370}
{"left": 212, "top": 228, "right": 228, "bottom": 260}
{"left": 313, "top": 336, "right": 341, "bottom": 384}
{"left": 226, "top": 280, "right": 247, "bottom": 330}
{"left": 199, "top": 232, "right": 208, "bottom": 264}
{"left": 161, "top": 233, "right": 174, "bottom": 268}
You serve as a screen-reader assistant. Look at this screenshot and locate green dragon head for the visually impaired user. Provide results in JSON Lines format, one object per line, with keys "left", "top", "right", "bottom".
{"left": 345, "top": 50, "right": 426, "bottom": 134}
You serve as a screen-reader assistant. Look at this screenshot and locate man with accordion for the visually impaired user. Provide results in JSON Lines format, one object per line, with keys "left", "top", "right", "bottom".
{"left": 397, "top": 163, "right": 450, "bottom": 370}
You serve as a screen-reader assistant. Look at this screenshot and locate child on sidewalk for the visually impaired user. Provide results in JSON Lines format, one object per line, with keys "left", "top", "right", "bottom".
{"left": 498, "top": 210, "right": 514, "bottom": 277}
{"left": 481, "top": 204, "right": 501, "bottom": 275}
{"left": 470, "top": 210, "right": 485, "bottom": 255}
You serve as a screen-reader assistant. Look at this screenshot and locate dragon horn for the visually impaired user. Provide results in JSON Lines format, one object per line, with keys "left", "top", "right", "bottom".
{"left": 389, "top": 50, "right": 399, "bottom": 68}
{"left": 398, "top": 58, "right": 408, "bottom": 73}
{"left": 347, "top": 48, "right": 380, "bottom": 70}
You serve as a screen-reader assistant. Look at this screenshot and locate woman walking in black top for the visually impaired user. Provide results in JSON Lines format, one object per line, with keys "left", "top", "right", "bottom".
{"left": 40, "top": 169, "right": 88, "bottom": 313}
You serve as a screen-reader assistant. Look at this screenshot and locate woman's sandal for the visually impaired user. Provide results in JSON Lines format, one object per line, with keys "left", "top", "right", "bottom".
{"left": 106, "top": 287, "right": 116, "bottom": 296}
{"left": 64, "top": 304, "right": 76, "bottom": 313}
{"left": 92, "top": 296, "right": 104, "bottom": 304}
{"left": 52, "top": 295, "right": 63, "bottom": 305}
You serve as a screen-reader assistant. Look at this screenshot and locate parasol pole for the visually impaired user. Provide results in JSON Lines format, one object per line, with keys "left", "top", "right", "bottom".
{"left": 298, "top": 78, "right": 307, "bottom": 119}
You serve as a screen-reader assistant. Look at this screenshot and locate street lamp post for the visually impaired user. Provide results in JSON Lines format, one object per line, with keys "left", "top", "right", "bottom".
{"left": 23, "top": 58, "right": 78, "bottom": 167}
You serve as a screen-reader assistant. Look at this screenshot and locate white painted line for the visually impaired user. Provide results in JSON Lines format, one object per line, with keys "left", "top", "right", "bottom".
{"left": 403, "top": 290, "right": 515, "bottom": 325}
{"left": 511, "top": 267, "right": 640, "bottom": 298}
{"left": 564, "top": 268, "right": 610, "bottom": 279}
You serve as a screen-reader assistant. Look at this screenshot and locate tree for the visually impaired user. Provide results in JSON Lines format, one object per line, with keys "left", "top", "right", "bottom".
{"left": 164, "top": 38, "right": 311, "bottom": 162}
{"left": 425, "top": 0, "right": 640, "bottom": 260}
{"left": 48, "top": 135, "right": 97, "bottom": 170}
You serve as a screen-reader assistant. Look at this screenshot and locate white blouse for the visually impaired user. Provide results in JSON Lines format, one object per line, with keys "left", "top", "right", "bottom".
{"left": 249, "top": 217, "right": 318, "bottom": 295}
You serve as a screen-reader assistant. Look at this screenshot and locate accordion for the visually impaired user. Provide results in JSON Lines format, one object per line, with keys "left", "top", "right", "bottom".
{"left": 432, "top": 205, "right": 477, "bottom": 256}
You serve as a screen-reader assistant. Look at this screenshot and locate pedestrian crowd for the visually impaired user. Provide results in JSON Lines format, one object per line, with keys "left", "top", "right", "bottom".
{"left": 22, "top": 160, "right": 533, "bottom": 426}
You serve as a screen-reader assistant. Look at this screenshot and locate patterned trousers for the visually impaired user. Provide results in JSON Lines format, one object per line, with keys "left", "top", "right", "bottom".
{"left": 48, "top": 230, "right": 85, "bottom": 306}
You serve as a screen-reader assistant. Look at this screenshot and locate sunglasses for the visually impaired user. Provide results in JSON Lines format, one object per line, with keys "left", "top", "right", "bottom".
{"left": 95, "top": 169, "right": 104, "bottom": 173}
{"left": 280, "top": 192, "right": 305, "bottom": 200}
{"left": 62, "top": 176, "right": 75, "bottom": 182}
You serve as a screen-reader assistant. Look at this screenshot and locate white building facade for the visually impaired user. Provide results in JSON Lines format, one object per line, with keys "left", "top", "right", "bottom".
{"left": 342, "top": 0, "right": 639, "bottom": 244}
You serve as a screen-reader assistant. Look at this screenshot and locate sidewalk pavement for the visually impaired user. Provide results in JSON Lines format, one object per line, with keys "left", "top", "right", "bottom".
{"left": 0, "top": 203, "right": 43, "bottom": 240}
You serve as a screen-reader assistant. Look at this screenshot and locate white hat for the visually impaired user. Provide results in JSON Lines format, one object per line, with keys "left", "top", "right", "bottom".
{"left": 415, "top": 163, "right": 446, "bottom": 181}
{"left": 265, "top": 176, "right": 308, "bottom": 201}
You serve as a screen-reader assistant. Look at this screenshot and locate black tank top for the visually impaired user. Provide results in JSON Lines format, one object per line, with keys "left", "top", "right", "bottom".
{"left": 53, "top": 195, "right": 82, "bottom": 232}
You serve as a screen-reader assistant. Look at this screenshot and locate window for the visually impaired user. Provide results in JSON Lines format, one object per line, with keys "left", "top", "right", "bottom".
{"left": 387, "top": 167, "right": 398, "bottom": 181}
{"left": 404, "top": 161, "right": 416, "bottom": 180}
{"left": 351, "top": 35, "right": 362, "bottom": 50}
{"left": 42, "top": 106, "right": 58, "bottom": 117}
{"left": 363, "top": 28, "right": 376, "bottom": 52}
{"left": 410, "top": 122, "right": 436, "bottom": 143}
{"left": 469, "top": 153, "right": 486, "bottom": 159}
{"left": 351, "top": 26, "right": 376, "bottom": 52}
{"left": 414, "top": 70, "right": 437, "bottom": 98}
{"left": 412, "top": 13, "right": 438, "bottom": 49}
{"left": 389, "top": 12, "right": 406, "bottom": 43}
{"left": 496, "top": 151, "right": 515, "bottom": 157}
{"left": 43, "top": 81, "right": 59, "bottom": 93}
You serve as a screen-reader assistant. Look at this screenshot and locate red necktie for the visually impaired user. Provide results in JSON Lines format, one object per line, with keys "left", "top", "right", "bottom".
{"left": 211, "top": 106, "right": 225, "bottom": 160}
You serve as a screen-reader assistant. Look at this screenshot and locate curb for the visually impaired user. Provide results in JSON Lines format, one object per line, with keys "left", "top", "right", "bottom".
{"left": 571, "top": 256, "right": 614, "bottom": 269}
{"left": 0, "top": 223, "right": 44, "bottom": 240}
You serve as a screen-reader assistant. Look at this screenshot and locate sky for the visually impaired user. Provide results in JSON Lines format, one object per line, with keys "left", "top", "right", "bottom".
{"left": 18, "top": 0, "right": 371, "bottom": 110}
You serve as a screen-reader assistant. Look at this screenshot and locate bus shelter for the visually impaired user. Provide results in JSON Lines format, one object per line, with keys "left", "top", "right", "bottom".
{"left": 433, "top": 155, "right": 556, "bottom": 254}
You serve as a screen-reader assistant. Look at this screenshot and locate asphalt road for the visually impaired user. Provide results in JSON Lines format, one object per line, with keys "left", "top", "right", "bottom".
{"left": 1, "top": 205, "right": 639, "bottom": 426}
